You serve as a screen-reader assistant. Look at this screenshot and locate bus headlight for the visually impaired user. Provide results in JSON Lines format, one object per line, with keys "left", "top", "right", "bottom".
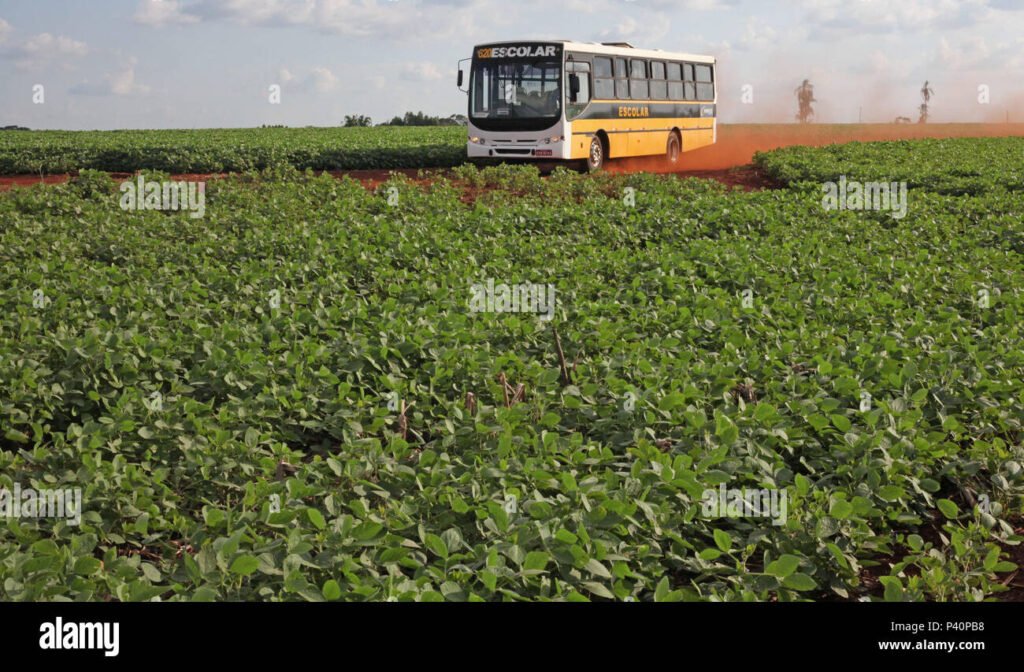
{"left": 469, "top": 136, "right": 484, "bottom": 144}
{"left": 543, "top": 136, "right": 564, "bottom": 144}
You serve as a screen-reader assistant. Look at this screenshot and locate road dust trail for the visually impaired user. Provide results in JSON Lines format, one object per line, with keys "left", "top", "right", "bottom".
{"left": 608, "top": 123, "right": 1024, "bottom": 173}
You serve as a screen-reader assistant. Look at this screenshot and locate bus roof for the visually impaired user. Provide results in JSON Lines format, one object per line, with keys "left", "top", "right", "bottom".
{"left": 474, "top": 40, "right": 716, "bottom": 64}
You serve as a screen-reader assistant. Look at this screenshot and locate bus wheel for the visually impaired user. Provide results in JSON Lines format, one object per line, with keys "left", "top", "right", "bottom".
{"left": 587, "top": 136, "right": 605, "bottom": 172}
{"left": 666, "top": 132, "right": 681, "bottom": 165}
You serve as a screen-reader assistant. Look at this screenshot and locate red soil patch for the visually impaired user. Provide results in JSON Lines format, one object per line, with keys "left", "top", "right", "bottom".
{"left": 608, "top": 122, "right": 1024, "bottom": 173}
{"left": 325, "top": 168, "right": 442, "bottom": 190}
{"left": 3, "top": 123, "right": 1022, "bottom": 193}
{"left": 0, "top": 164, "right": 771, "bottom": 193}
{"left": 0, "top": 174, "right": 69, "bottom": 189}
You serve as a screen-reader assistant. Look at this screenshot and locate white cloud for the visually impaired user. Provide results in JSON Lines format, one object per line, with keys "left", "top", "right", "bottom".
{"left": 738, "top": 17, "right": 778, "bottom": 50}
{"left": 134, "top": 0, "right": 201, "bottom": 26}
{"left": 606, "top": 16, "right": 638, "bottom": 38}
{"left": 126, "top": 0, "right": 738, "bottom": 42}
{"left": 203, "top": 0, "right": 316, "bottom": 25}
{"left": 129, "top": 0, "right": 484, "bottom": 40}
{"left": 931, "top": 34, "right": 1023, "bottom": 72}
{"left": 277, "top": 64, "right": 339, "bottom": 92}
{"left": 400, "top": 62, "right": 445, "bottom": 82}
{"left": 599, "top": 12, "right": 672, "bottom": 45}
{"left": 21, "top": 33, "right": 89, "bottom": 58}
{"left": 0, "top": 17, "right": 12, "bottom": 43}
{"left": 1, "top": 32, "right": 90, "bottom": 69}
{"left": 798, "top": 0, "right": 992, "bottom": 38}
{"left": 311, "top": 66, "right": 337, "bottom": 92}
{"left": 71, "top": 59, "right": 150, "bottom": 96}
{"left": 110, "top": 65, "right": 151, "bottom": 95}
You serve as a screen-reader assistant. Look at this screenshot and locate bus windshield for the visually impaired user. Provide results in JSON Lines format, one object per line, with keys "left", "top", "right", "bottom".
{"left": 470, "top": 60, "right": 562, "bottom": 122}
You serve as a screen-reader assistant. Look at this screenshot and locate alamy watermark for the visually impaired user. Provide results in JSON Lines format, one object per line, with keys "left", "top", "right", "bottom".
{"left": 39, "top": 617, "right": 119, "bottom": 657}
{"left": 702, "top": 484, "right": 788, "bottom": 526}
{"left": 469, "top": 278, "right": 556, "bottom": 321}
{"left": 119, "top": 176, "right": 206, "bottom": 219}
{"left": 0, "top": 483, "right": 82, "bottom": 526}
{"left": 822, "top": 176, "right": 907, "bottom": 220}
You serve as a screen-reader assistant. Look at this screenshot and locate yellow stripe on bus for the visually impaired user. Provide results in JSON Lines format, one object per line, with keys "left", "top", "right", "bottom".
{"left": 568, "top": 117, "right": 715, "bottom": 160}
{"left": 588, "top": 99, "right": 716, "bottom": 104}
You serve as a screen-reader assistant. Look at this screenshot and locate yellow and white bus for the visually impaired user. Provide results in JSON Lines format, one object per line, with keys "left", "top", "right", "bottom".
{"left": 457, "top": 40, "right": 717, "bottom": 171}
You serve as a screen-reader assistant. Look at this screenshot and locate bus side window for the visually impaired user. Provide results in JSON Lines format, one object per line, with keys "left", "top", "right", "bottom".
{"left": 615, "top": 58, "right": 629, "bottom": 99}
{"left": 683, "top": 63, "right": 696, "bottom": 101}
{"left": 667, "top": 62, "right": 683, "bottom": 101}
{"left": 566, "top": 62, "right": 592, "bottom": 120}
{"left": 629, "top": 59, "right": 649, "bottom": 100}
{"left": 696, "top": 64, "right": 715, "bottom": 101}
{"left": 650, "top": 61, "right": 667, "bottom": 100}
{"left": 576, "top": 65, "right": 591, "bottom": 104}
{"left": 594, "top": 57, "right": 614, "bottom": 99}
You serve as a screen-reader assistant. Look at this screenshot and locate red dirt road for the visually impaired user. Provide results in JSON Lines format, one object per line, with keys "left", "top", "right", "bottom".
{"left": 3, "top": 123, "right": 1023, "bottom": 192}
{"left": 608, "top": 122, "right": 1024, "bottom": 173}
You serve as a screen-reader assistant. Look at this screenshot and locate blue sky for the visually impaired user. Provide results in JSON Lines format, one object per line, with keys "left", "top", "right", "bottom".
{"left": 1, "top": 0, "right": 1022, "bottom": 129}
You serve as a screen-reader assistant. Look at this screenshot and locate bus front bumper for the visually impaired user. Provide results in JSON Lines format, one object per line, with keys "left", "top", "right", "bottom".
{"left": 466, "top": 139, "right": 570, "bottom": 161}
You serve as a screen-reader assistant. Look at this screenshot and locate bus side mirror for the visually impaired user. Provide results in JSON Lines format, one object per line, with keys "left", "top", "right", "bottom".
{"left": 456, "top": 58, "right": 471, "bottom": 92}
{"left": 569, "top": 74, "right": 580, "bottom": 102}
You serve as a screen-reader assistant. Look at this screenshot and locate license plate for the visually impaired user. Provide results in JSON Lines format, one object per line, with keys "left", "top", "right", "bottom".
{"left": 535, "top": 149, "right": 552, "bottom": 157}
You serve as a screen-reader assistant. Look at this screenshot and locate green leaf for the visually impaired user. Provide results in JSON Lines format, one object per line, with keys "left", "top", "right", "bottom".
{"left": 584, "top": 558, "right": 612, "bottom": 579}
{"left": 713, "top": 528, "right": 732, "bottom": 552}
{"left": 582, "top": 582, "right": 616, "bottom": 600}
{"left": 203, "top": 507, "right": 225, "bottom": 528}
{"left": 73, "top": 557, "right": 102, "bottom": 575}
{"left": 425, "top": 533, "right": 448, "bottom": 559}
{"left": 229, "top": 555, "right": 259, "bottom": 576}
{"left": 654, "top": 576, "right": 671, "bottom": 602}
{"left": 306, "top": 508, "right": 326, "bottom": 530}
{"left": 830, "top": 414, "right": 852, "bottom": 432}
{"left": 829, "top": 499, "right": 854, "bottom": 519}
{"left": 936, "top": 499, "right": 959, "bottom": 519}
{"left": 134, "top": 513, "right": 150, "bottom": 535}
{"left": 322, "top": 580, "right": 342, "bottom": 600}
{"left": 352, "top": 522, "right": 383, "bottom": 541}
{"left": 4, "top": 429, "right": 30, "bottom": 444}
{"left": 766, "top": 554, "right": 800, "bottom": 579}
{"left": 523, "top": 551, "right": 550, "bottom": 572}
{"left": 877, "top": 485, "right": 904, "bottom": 502}
{"left": 983, "top": 546, "right": 1000, "bottom": 572}
{"left": 825, "top": 543, "right": 850, "bottom": 570}
{"left": 880, "top": 576, "right": 903, "bottom": 602}
{"left": 782, "top": 573, "right": 817, "bottom": 591}
{"left": 753, "top": 403, "right": 775, "bottom": 422}
{"left": 141, "top": 563, "right": 161, "bottom": 582}
{"left": 554, "top": 528, "right": 578, "bottom": 545}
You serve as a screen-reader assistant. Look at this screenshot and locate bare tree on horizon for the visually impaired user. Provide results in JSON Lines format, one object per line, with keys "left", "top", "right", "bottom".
{"left": 918, "top": 81, "right": 934, "bottom": 123}
{"left": 795, "top": 79, "right": 816, "bottom": 124}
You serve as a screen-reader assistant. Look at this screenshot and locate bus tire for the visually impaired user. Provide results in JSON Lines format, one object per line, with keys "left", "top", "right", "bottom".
{"left": 666, "top": 131, "right": 682, "bottom": 166}
{"left": 586, "top": 135, "right": 606, "bottom": 172}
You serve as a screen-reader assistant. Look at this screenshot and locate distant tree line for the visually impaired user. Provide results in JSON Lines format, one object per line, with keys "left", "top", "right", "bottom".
{"left": 343, "top": 112, "right": 467, "bottom": 128}
{"left": 1, "top": 125, "right": 31, "bottom": 131}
